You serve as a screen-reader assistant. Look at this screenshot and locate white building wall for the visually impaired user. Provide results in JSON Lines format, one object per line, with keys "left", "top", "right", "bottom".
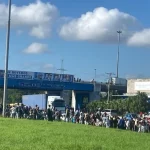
{"left": 127, "top": 79, "right": 150, "bottom": 94}
{"left": 71, "top": 90, "right": 76, "bottom": 111}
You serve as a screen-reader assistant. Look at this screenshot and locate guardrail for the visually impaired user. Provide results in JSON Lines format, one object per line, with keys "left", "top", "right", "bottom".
{"left": 73, "top": 81, "right": 127, "bottom": 86}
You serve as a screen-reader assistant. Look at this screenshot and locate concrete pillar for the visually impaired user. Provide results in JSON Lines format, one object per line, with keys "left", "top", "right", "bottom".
{"left": 60, "top": 90, "right": 70, "bottom": 105}
{"left": 89, "top": 83, "right": 101, "bottom": 101}
{"left": 94, "top": 82, "right": 101, "bottom": 92}
{"left": 71, "top": 90, "right": 76, "bottom": 111}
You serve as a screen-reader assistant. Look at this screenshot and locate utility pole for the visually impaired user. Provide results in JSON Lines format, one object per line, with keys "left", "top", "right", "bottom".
{"left": 116, "top": 30, "right": 122, "bottom": 78}
{"left": 2, "top": 0, "right": 11, "bottom": 117}
{"left": 57, "top": 59, "right": 67, "bottom": 74}
{"left": 57, "top": 59, "right": 67, "bottom": 100}
{"left": 106, "top": 72, "right": 115, "bottom": 103}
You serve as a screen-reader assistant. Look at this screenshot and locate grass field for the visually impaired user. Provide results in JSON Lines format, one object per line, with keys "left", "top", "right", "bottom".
{"left": 0, "top": 118, "right": 149, "bottom": 150}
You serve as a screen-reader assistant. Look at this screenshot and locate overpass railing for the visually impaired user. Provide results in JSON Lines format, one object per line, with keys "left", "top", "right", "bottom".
{"left": 73, "top": 80, "right": 103, "bottom": 85}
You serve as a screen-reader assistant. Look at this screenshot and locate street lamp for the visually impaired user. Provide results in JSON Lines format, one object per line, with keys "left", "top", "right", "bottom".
{"left": 94, "top": 69, "right": 96, "bottom": 81}
{"left": 2, "top": 0, "right": 11, "bottom": 117}
{"left": 116, "top": 30, "right": 122, "bottom": 78}
{"left": 106, "top": 72, "right": 115, "bottom": 103}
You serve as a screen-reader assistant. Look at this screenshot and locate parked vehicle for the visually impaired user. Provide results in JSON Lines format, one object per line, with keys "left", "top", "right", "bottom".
{"left": 47, "top": 96, "right": 66, "bottom": 114}
{"left": 22, "top": 94, "right": 66, "bottom": 114}
{"left": 101, "top": 109, "right": 118, "bottom": 117}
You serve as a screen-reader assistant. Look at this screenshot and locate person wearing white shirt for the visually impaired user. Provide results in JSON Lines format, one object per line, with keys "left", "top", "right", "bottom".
{"left": 134, "top": 118, "right": 138, "bottom": 131}
{"left": 11, "top": 106, "right": 16, "bottom": 119}
{"left": 126, "top": 120, "right": 130, "bottom": 130}
{"left": 106, "top": 117, "right": 110, "bottom": 128}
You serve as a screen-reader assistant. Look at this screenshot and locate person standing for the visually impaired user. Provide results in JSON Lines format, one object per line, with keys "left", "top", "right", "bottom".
{"left": 15, "top": 103, "right": 19, "bottom": 119}
{"left": 65, "top": 108, "right": 70, "bottom": 122}
{"left": 113, "top": 116, "right": 118, "bottom": 128}
{"left": 11, "top": 105, "right": 16, "bottom": 119}
{"left": 130, "top": 118, "right": 135, "bottom": 131}
{"left": 118, "top": 117, "right": 126, "bottom": 129}
{"left": 47, "top": 105, "right": 53, "bottom": 121}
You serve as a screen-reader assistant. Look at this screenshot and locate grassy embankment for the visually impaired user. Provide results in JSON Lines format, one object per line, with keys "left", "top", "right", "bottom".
{"left": 0, "top": 118, "right": 149, "bottom": 150}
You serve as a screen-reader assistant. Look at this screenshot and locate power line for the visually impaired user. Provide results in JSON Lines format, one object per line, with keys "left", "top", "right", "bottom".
{"left": 57, "top": 59, "right": 67, "bottom": 74}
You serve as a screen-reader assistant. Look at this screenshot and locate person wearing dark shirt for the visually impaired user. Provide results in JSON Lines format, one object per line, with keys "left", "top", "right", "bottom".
{"left": 47, "top": 105, "right": 53, "bottom": 121}
{"left": 118, "top": 117, "right": 125, "bottom": 129}
{"left": 110, "top": 117, "right": 113, "bottom": 128}
{"left": 113, "top": 117, "right": 118, "bottom": 128}
{"left": 130, "top": 118, "right": 135, "bottom": 131}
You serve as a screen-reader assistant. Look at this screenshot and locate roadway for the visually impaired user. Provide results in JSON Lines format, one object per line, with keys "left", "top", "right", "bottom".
{"left": 0, "top": 78, "right": 127, "bottom": 94}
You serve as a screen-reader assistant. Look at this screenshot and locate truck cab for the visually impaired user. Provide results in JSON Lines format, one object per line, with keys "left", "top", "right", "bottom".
{"left": 47, "top": 96, "right": 66, "bottom": 114}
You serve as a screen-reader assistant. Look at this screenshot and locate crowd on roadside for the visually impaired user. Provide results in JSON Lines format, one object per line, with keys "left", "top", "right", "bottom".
{"left": 1, "top": 103, "right": 150, "bottom": 133}
{"left": 3, "top": 104, "right": 47, "bottom": 120}
{"left": 64, "top": 108, "right": 150, "bottom": 133}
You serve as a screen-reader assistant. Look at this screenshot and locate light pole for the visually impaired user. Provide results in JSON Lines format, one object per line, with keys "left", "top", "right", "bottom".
{"left": 106, "top": 72, "right": 115, "bottom": 103}
{"left": 116, "top": 30, "right": 122, "bottom": 78}
{"left": 94, "top": 69, "right": 96, "bottom": 81}
{"left": 2, "top": 0, "right": 11, "bottom": 117}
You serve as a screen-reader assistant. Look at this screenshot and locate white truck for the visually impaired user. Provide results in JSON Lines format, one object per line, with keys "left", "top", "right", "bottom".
{"left": 22, "top": 94, "right": 66, "bottom": 114}
{"left": 47, "top": 96, "right": 66, "bottom": 114}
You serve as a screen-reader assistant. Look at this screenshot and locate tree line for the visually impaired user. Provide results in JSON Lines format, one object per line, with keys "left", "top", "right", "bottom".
{"left": 0, "top": 89, "right": 44, "bottom": 104}
{"left": 0, "top": 88, "right": 149, "bottom": 114}
{"left": 87, "top": 92, "right": 150, "bottom": 114}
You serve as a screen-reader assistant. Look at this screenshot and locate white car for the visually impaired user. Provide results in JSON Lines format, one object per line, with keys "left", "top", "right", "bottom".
{"left": 101, "top": 109, "right": 118, "bottom": 117}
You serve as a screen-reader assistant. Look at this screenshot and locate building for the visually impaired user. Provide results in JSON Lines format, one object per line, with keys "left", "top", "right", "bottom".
{"left": 127, "top": 79, "right": 150, "bottom": 97}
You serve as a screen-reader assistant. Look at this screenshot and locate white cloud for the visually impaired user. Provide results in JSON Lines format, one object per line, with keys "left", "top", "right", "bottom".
{"left": 0, "top": 0, "right": 58, "bottom": 38}
{"left": 23, "top": 43, "right": 49, "bottom": 54}
{"left": 59, "top": 7, "right": 139, "bottom": 43}
{"left": 127, "top": 29, "right": 150, "bottom": 47}
{"left": 30, "top": 25, "right": 51, "bottom": 39}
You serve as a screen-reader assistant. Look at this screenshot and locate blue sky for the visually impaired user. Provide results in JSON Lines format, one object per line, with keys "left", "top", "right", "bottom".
{"left": 0, "top": 0, "right": 150, "bottom": 81}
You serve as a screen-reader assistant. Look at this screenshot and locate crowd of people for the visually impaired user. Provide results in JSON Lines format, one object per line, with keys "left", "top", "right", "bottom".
{"left": 74, "top": 78, "right": 82, "bottom": 82}
{"left": 3, "top": 103, "right": 64, "bottom": 121}
{"left": 1, "top": 103, "right": 150, "bottom": 133}
{"left": 64, "top": 108, "right": 150, "bottom": 133}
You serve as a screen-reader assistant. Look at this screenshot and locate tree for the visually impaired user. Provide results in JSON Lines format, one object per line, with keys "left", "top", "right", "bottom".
{"left": 87, "top": 92, "right": 149, "bottom": 114}
{"left": 0, "top": 88, "right": 46, "bottom": 104}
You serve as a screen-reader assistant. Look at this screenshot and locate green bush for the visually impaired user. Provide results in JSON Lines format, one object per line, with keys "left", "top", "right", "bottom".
{"left": 87, "top": 92, "right": 150, "bottom": 114}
